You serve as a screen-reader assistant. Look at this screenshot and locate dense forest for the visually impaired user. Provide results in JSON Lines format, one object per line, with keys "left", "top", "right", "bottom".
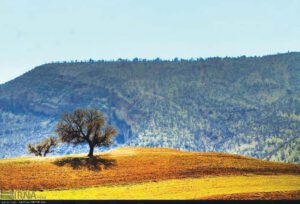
{"left": 0, "top": 52, "right": 299, "bottom": 163}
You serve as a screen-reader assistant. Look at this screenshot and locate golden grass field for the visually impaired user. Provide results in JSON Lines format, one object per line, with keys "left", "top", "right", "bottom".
{"left": 0, "top": 147, "right": 300, "bottom": 200}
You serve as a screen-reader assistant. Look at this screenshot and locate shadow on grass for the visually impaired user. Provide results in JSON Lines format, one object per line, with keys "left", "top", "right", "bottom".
{"left": 53, "top": 156, "right": 117, "bottom": 171}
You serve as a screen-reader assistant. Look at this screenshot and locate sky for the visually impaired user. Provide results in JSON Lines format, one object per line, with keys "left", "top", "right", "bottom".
{"left": 0, "top": 0, "right": 300, "bottom": 84}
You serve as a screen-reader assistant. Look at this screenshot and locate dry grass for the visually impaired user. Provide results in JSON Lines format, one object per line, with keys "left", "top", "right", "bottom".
{"left": 203, "top": 190, "right": 300, "bottom": 200}
{"left": 0, "top": 147, "right": 299, "bottom": 191}
{"left": 34, "top": 175, "right": 300, "bottom": 200}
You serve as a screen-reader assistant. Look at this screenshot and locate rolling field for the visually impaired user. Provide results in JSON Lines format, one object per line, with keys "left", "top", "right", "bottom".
{"left": 0, "top": 147, "right": 300, "bottom": 200}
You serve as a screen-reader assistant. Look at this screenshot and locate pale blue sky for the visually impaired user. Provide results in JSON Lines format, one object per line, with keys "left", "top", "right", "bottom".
{"left": 0, "top": 0, "right": 300, "bottom": 84}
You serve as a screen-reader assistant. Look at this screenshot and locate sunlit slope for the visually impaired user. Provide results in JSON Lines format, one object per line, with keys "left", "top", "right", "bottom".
{"left": 0, "top": 147, "right": 299, "bottom": 192}
{"left": 36, "top": 175, "right": 300, "bottom": 200}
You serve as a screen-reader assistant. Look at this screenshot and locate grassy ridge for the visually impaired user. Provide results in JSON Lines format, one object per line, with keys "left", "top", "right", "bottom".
{"left": 0, "top": 147, "right": 300, "bottom": 199}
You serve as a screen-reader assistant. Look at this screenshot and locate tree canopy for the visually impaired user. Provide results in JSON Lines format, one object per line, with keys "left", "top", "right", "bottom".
{"left": 56, "top": 109, "right": 118, "bottom": 157}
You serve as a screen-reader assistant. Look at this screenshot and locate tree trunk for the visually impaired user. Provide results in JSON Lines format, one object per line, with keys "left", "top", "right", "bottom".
{"left": 88, "top": 143, "right": 94, "bottom": 157}
{"left": 43, "top": 147, "right": 50, "bottom": 157}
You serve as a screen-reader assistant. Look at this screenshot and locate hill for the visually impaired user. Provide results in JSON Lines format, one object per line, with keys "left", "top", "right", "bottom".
{"left": 0, "top": 147, "right": 299, "bottom": 199}
{"left": 0, "top": 52, "right": 300, "bottom": 162}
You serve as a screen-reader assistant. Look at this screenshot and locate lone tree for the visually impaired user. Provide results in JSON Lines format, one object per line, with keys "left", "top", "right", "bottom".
{"left": 56, "top": 108, "right": 118, "bottom": 157}
{"left": 28, "top": 137, "right": 58, "bottom": 157}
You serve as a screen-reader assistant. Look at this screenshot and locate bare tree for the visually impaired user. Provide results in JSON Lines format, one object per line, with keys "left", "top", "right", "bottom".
{"left": 28, "top": 143, "right": 43, "bottom": 156}
{"left": 56, "top": 108, "right": 118, "bottom": 157}
{"left": 28, "top": 137, "right": 58, "bottom": 157}
{"left": 42, "top": 137, "right": 59, "bottom": 156}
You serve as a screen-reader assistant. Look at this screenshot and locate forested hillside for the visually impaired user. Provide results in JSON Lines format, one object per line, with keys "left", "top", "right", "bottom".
{"left": 0, "top": 52, "right": 299, "bottom": 162}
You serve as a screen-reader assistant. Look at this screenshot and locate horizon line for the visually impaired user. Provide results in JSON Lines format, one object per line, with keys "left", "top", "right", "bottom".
{"left": 38, "top": 50, "right": 300, "bottom": 65}
{"left": 1, "top": 50, "right": 299, "bottom": 86}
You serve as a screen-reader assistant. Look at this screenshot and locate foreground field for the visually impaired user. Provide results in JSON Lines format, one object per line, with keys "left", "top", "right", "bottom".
{"left": 204, "top": 190, "right": 300, "bottom": 200}
{"left": 0, "top": 147, "right": 300, "bottom": 199}
{"left": 35, "top": 175, "right": 300, "bottom": 200}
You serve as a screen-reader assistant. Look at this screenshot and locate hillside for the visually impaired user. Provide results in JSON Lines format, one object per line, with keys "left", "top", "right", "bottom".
{"left": 0, "top": 52, "right": 300, "bottom": 162}
{"left": 0, "top": 147, "right": 299, "bottom": 199}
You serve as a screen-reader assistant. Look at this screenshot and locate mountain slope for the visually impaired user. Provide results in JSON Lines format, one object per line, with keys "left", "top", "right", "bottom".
{"left": 0, "top": 52, "right": 300, "bottom": 162}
